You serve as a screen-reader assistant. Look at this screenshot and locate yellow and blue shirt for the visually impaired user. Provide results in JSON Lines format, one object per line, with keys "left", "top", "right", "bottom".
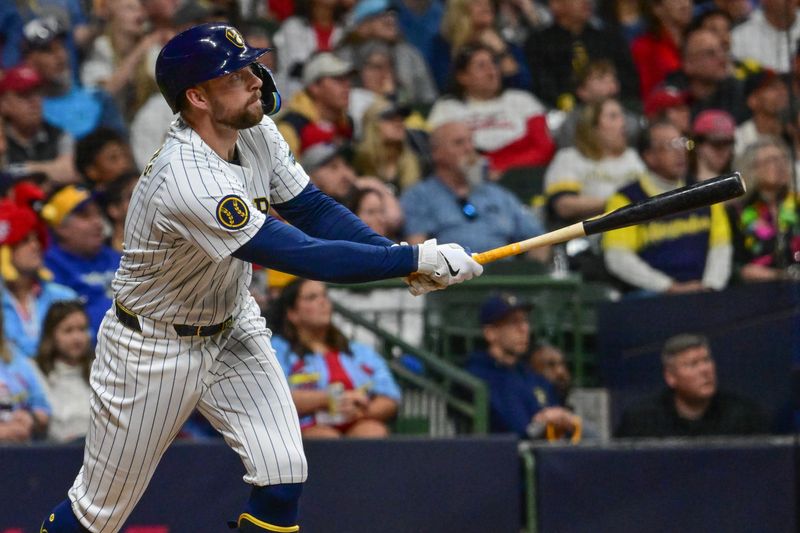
{"left": 603, "top": 175, "right": 731, "bottom": 282}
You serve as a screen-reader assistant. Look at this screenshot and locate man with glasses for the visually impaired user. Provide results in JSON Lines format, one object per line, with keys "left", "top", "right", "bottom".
{"left": 662, "top": 26, "right": 749, "bottom": 123}
{"left": 615, "top": 333, "right": 768, "bottom": 438}
{"left": 602, "top": 120, "right": 733, "bottom": 294}
{"left": 399, "top": 120, "right": 548, "bottom": 261}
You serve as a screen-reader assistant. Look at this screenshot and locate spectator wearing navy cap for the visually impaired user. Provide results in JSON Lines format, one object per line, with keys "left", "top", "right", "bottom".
{"left": 690, "top": 109, "right": 736, "bottom": 182}
{"left": 466, "top": 292, "right": 581, "bottom": 440}
{"left": 0, "top": 64, "right": 79, "bottom": 188}
{"left": 734, "top": 68, "right": 789, "bottom": 156}
{"left": 0, "top": 194, "right": 77, "bottom": 359}
{"left": 21, "top": 17, "right": 126, "bottom": 140}
{"left": 42, "top": 185, "right": 122, "bottom": 340}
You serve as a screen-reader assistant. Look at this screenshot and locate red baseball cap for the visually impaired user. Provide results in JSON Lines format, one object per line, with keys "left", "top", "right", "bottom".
{"left": 644, "top": 86, "right": 689, "bottom": 118}
{"left": 692, "top": 109, "right": 736, "bottom": 140}
{"left": 0, "top": 64, "right": 44, "bottom": 95}
{"left": 0, "top": 201, "right": 41, "bottom": 246}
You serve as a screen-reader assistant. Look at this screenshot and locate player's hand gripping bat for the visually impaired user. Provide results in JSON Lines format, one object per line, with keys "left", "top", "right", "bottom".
{"left": 471, "top": 172, "right": 746, "bottom": 265}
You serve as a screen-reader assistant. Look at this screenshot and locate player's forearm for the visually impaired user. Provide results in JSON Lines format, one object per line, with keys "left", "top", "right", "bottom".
{"left": 232, "top": 216, "right": 417, "bottom": 283}
{"left": 274, "top": 183, "right": 394, "bottom": 247}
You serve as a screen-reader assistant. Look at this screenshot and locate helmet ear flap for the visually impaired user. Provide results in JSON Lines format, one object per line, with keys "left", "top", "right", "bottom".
{"left": 250, "top": 63, "right": 282, "bottom": 116}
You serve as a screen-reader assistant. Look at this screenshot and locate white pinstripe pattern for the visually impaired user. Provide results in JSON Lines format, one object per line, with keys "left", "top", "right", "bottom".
{"left": 68, "top": 301, "right": 307, "bottom": 532}
{"left": 113, "top": 116, "right": 309, "bottom": 325}
{"left": 65, "top": 117, "right": 310, "bottom": 531}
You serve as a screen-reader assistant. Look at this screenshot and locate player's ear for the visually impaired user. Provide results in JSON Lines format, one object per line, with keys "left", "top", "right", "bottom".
{"left": 184, "top": 86, "right": 210, "bottom": 111}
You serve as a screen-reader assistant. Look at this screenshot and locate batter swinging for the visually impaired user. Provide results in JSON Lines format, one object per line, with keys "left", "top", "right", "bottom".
{"left": 40, "top": 23, "right": 482, "bottom": 532}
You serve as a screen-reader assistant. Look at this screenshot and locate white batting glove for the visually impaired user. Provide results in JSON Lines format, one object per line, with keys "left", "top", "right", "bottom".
{"left": 416, "top": 238, "right": 483, "bottom": 288}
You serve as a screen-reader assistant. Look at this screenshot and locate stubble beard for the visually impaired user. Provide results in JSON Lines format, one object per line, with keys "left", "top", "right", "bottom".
{"left": 218, "top": 100, "right": 264, "bottom": 130}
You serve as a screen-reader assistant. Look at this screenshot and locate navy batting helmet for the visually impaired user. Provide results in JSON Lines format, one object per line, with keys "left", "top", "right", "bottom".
{"left": 156, "top": 23, "right": 278, "bottom": 114}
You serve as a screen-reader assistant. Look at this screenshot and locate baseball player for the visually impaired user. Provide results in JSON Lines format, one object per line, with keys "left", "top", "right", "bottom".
{"left": 41, "top": 23, "right": 483, "bottom": 533}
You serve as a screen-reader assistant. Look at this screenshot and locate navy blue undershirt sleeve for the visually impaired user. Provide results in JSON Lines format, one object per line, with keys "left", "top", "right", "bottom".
{"left": 273, "top": 183, "right": 395, "bottom": 247}
{"left": 232, "top": 216, "right": 417, "bottom": 283}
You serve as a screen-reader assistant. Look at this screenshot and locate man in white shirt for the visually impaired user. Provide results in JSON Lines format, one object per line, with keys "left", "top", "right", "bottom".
{"left": 731, "top": 0, "right": 800, "bottom": 72}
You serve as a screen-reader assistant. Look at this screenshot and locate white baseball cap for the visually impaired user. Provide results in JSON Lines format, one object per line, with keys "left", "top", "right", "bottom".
{"left": 302, "top": 53, "right": 354, "bottom": 86}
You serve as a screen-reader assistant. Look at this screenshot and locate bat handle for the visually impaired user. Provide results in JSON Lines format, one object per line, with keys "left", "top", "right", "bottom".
{"left": 472, "top": 243, "right": 523, "bottom": 265}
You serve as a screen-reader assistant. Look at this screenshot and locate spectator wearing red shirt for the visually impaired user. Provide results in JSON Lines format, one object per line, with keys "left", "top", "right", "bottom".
{"left": 631, "top": 0, "right": 694, "bottom": 100}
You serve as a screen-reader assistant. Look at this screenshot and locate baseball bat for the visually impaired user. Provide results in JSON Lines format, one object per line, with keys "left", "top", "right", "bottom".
{"left": 471, "top": 171, "right": 746, "bottom": 265}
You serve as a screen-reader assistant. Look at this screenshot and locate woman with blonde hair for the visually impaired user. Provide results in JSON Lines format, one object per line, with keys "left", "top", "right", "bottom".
{"left": 353, "top": 98, "right": 422, "bottom": 192}
{"left": 429, "top": 0, "right": 530, "bottom": 92}
{"left": 544, "top": 97, "right": 644, "bottom": 225}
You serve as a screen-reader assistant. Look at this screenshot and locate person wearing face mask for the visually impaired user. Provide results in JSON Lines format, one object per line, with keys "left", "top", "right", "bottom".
{"left": 400, "top": 120, "right": 548, "bottom": 262}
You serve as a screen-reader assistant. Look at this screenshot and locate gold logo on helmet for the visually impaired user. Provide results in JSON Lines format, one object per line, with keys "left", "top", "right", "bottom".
{"left": 225, "top": 28, "right": 245, "bottom": 48}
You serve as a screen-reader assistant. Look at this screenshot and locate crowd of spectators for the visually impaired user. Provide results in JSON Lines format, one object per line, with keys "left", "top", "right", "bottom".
{"left": 1, "top": 0, "right": 798, "bottom": 445}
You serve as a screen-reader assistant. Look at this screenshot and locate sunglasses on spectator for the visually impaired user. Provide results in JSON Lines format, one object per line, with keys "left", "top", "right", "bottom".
{"left": 458, "top": 197, "right": 478, "bottom": 220}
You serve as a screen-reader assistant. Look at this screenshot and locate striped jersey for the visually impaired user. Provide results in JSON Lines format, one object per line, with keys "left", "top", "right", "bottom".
{"left": 112, "top": 115, "right": 309, "bottom": 325}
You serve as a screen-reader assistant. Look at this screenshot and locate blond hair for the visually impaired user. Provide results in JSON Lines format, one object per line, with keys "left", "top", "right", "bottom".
{"left": 441, "top": 0, "right": 477, "bottom": 56}
{"left": 574, "top": 99, "right": 610, "bottom": 161}
{"left": 354, "top": 99, "right": 421, "bottom": 190}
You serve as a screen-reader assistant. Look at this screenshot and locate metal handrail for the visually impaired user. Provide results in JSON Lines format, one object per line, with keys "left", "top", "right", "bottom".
{"left": 332, "top": 300, "right": 489, "bottom": 434}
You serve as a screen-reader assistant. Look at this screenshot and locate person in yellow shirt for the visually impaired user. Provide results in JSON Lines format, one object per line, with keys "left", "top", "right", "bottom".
{"left": 603, "top": 120, "right": 732, "bottom": 294}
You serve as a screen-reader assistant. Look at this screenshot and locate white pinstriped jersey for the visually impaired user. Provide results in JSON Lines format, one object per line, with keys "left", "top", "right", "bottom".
{"left": 112, "top": 115, "right": 309, "bottom": 325}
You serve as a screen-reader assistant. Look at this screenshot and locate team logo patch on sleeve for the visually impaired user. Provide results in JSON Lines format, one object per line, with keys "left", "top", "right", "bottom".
{"left": 217, "top": 195, "right": 250, "bottom": 229}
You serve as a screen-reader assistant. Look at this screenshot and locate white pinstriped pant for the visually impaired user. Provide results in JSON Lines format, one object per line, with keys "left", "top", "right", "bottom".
{"left": 67, "top": 298, "right": 307, "bottom": 532}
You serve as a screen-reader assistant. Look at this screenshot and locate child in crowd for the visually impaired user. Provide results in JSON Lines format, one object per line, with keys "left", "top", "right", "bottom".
{"left": 35, "top": 300, "right": 93, "bottom": 443}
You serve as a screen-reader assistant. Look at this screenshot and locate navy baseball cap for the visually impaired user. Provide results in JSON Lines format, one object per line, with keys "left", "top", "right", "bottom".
{"left": 479, "top": 293, "right": 532, "bottom": 326}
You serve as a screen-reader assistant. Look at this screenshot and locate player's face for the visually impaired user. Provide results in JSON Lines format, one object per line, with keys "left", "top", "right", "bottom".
{"left": 54, "top": 310, "right": 90, "bottom": 364}
{"left": 202, "top": 67, "right": 264, "bottom": 130}
{"left": 664, "top": 346, "right": 717, "bottom": 402}
{"left": 12, "top": 231, "right": 43, "bottom": 275}
{"left": 485, "top": 309, "right": 530, "bottom": 358}
{"left": 288, "top": 280, "right": 333, "bottom": 331}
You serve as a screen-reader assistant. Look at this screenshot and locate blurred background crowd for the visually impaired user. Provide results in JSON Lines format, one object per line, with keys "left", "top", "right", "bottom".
{"left": 0, "top": 0, "right": 799, "bottom": 446}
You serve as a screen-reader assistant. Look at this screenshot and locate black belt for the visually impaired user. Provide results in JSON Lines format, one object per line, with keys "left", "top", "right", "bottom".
{"left": 115, "top": 301, "right": 233, "bottom": 337}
